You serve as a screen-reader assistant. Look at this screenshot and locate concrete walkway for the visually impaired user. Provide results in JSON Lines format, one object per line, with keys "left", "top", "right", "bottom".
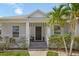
{"left": 29, "top": 50, "right": 47, "bottom": 56}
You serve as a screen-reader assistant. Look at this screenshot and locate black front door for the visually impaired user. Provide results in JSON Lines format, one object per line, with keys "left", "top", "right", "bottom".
{"left": 36, "top": 26, "right": 42, "bottom": 41}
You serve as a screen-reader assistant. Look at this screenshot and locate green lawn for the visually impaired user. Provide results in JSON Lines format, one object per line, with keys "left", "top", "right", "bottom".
{"left": 47, "top": 51, "right": 58, "bottom": 56}
{"left": 0, "top": 51, "right": 30, "bottom": 56}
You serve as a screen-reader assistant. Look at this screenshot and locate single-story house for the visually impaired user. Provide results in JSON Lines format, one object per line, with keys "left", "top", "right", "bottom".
{"left": 0, "top": 10, "right": 79, "bottom": 49}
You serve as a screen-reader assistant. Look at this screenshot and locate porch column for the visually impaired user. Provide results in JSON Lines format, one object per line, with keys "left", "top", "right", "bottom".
{"left": 46, "top": 26, "right": 51, "bottom": 47}
{"left": 26, "top": 21, "right": 30, "bottom": 48}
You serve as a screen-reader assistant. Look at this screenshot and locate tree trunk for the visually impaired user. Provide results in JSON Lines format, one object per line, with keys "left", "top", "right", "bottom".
{"left": 61, "top": 28, "right": 68, "bottom": 55}
{"left": 69, "top": 34, "right": 74, "bottom": 56}
{"left": 69, "top": 14, "right": 77, "bottom": 56}
{"left": 62, "top": 36, "right": 68, "bottom": 55}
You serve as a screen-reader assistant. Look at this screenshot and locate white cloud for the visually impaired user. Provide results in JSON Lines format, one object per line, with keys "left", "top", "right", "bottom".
{"left": 0, "top": 16, "right": 3, "bottom": 18}
{"left": 8, "top": 3, "right": 16, "bottom": 5}
{"left": 15, "top": 7, "right": 23, "bottom": 15}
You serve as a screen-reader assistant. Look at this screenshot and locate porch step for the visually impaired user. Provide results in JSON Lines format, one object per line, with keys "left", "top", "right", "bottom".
{"left": 29, "top": 41, "right": 47, "bottom": 49}
{"left": 29, "top": 48, "right": 48, "bottom": 51}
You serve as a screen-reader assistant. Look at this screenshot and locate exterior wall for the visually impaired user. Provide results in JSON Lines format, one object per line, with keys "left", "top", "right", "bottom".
{"left": 44, "top": 25, "right": 52, "bottom": 48}
{"left": 64, "top": 23, "right": 70, "bottom": 34}
{"left": 75, "top": 23, "right": 79, "bottom": 36}
{"left": 1, "top": 23, "right": 26, "bottom": 38}
{"left": 0, "top": 23, "right": 27, "bottom": 48}
{"left": 50, "top": 25, "right": 54, "bottom": 35}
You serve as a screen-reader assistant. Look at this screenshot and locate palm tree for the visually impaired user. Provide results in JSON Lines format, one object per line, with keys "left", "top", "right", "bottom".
{"left": 66, "top": 3, "right": 79, "bottom": 56}
{"left": 48, "top": 4, "right": 69, "bottom": 55}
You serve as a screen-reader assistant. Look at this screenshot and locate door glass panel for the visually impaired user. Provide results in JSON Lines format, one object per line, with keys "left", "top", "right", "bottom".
{"left": 36, "top": 26, "right": 41, "bottom": 40}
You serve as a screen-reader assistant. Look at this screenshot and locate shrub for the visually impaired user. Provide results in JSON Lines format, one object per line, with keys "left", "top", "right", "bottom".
{"left": 9, "top": 37, "right": 16, "bottom": 43}
{"left": 4, "top": 36, "right": 10, "bottom": 49}
{"left": 49, "top": 35, "right": 64, "bottom": 49}
{"left": 75, "top": 36, "right": 79, "bottom": 43}
{"left": 0, "top": 36, "right": 6, "bottom": 52}
{"left": 19, "top": 37, "right": 28, "bottom": 49}
{"left": 49, "top": 34, "right": 71, "bottom": 49}
{"left": 74, "top": 36, "right": 79, "bottom": 50}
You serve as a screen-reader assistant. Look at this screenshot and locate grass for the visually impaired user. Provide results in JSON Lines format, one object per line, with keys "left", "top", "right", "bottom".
{"left": 0, "top": 51, "right": 30, "bottom": 56}
{"left": 47, "top": 51, "right": 58, "bottom": 56}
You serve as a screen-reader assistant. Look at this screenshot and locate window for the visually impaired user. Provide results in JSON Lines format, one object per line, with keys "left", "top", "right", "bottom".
{"left": 54, "top": 25, "right": 61, "bottom": 34}
{"left": 13, "top": 26, "right": 19, "bottom": 37}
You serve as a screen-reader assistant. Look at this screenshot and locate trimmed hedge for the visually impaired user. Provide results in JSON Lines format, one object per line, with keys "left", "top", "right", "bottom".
{"left": 49, "top": 35, "right": 64, "bottom": 49}
{"left": 48, "top": 34, "right": 71, "bottom": 49}
{"left": 49, "top": 34, "right": 79, "bottom": 50}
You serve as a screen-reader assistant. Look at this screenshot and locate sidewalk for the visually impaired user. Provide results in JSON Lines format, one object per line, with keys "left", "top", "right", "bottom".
{"left": 29, "top": 50, "right": 47, "bottom": 56}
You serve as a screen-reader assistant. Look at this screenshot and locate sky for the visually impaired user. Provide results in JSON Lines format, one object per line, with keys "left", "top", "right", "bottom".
{"left": 0, "top": 3, "right": 60, "bottom": 17}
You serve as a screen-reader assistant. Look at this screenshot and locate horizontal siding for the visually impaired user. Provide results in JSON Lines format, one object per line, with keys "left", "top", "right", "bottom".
{"left": 2, "top": 23, "right": 26, "bottom": 38}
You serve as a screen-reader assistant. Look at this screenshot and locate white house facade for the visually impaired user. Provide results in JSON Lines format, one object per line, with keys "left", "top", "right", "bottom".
{"left": 0, "top": 10, "right": 79, "bottom": 49}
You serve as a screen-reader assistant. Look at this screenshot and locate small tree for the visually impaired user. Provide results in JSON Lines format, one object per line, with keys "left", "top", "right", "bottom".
{"left": 49, "top": 35, "right": 64, "bottom": 51}
{"left": 48, "top": 4, "right": 69, "bottom": 55}
{"left": 66, "top": 3, "right": 79, "bottom": 55}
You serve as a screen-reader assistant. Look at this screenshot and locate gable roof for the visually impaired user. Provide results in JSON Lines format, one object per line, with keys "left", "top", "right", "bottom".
{"left": 27, "top": 9, "right": 48, "bottom": 18}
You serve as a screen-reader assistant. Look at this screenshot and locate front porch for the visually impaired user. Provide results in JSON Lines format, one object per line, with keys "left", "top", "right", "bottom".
{"left": 29, "top": 23, "right": 46, "bottom": 42}
{"left": 29, "top": 23, "right": 49, "bottom": 49}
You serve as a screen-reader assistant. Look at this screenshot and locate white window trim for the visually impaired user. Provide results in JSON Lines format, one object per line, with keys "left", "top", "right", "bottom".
{"left": 54, "top": 24, "right": 61, "bottom": 35}
{"left": 12, "top": 26, "right": 19, "bottom": 37}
